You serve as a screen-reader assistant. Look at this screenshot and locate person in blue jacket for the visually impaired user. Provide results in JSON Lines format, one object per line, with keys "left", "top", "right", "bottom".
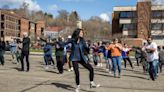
{"left": 43, "top": 39, "right": 55, "bottom": 70}
{"left": 66, "top": 28, "right": 100, "bottom": 92}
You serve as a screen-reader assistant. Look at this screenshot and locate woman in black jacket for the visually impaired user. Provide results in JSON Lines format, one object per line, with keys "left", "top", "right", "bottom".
{"left": 0, "top": 40, "right": 5, "bottom": 65}
{"left": 66, "top": 28, "right": 100, "bottom": 92}
{"left": 55, "top": 37, "right": 65, "bottom": 74}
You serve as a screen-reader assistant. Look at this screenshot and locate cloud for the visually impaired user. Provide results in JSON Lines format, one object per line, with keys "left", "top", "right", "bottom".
{"left": 48, "top": 4, "right": 60, "bottom": 11}
{"left": 0, "top": 0, "right": 41, "bottom": 11}
{"left": 99, "top": 12, "right": 111, "bottom": 22}
{"left": 24, "top": 0, "right": 41, "bottom": 11}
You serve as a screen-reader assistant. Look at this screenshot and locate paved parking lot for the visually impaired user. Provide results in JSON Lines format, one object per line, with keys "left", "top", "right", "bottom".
{"left": 0, "top": 55, "right": 164, "bottom": 92}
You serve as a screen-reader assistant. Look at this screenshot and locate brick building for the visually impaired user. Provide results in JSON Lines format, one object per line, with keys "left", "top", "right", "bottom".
{"left": 0, "top": 9, "right": 21, "bottom": 41}
{"left": 44, "top": 26, "right": 62, "bottom": 39}
{"left": 112, "top": 1, "right": 164, "bottom": 45}
{"left": 0, "top": 9, "right": 45, "bottom": 41}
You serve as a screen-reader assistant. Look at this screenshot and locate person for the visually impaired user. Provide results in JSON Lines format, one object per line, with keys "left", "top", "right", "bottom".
{"left": 20, "top": 32, "right": 31, "bottom": 72}
{"left": 10, "top": 39, "right": 17, "bottom": 63}
{"left": 122, "top": 43, "right": 133, "bottom": 69}
{"left": 43, "top": 38, "right": 55, "bottom": 70}
{"left": 66, "top": 28, "right": 100, "bottom": 92}
{"left": 105, "top": 42, "right": 112, "bottom": 73}
{"left": 97, "top": 41, "right": 104, "bottom": 67}
{"left": 145, "top": 37, "right": 159, "bottom": 81}
{"left": 64, "top": 36, "right": 73, "bottom": 72}
{"left": 15, "top": 39, "right": 22, "bottom": 63}
{"left": 134, "top": 47, "right": 141, "bottom": 66}
{"left": 141, "top": 43, "right": 149, "bottom": 73}
{"left": 158, "top": 46, "right": 164, "bottom": 73}
{"left": 55, "top": 37, "right": 65, "bottom": 74}
{"left": 65, "top": 43, "right": 73, "bottom": 71}
{"left": 91, "top": 42, "right": 99, "bottom": 66}
{"left": 0, "top": 39, "right": 5, "bottom": 66}
{"left": 106, "top": 38, "right": 123, "bottom": 78}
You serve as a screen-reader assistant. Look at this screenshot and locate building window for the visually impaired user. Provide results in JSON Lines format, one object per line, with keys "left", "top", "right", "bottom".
{"left": 1, "top": 23, "right": 4, "bottom": 29}
{"left": 152, "top": 11, "right": 162, "bottom": 18}
{"left": 122, "top": 24, "right": 136, "bottom": 30}
{"left": 41, "top": 28, "right": 44, "bottom": 35}
{"left": 151, "top": 23, "right": 162, "bottom": 30}
{"left": 152, "top": 35, "right": 164, "bottom": 39}
{"left": 1, "top": 31, "right": 4, "bottom": 37}
{"left": 120, "top": 11, "right": 136, "bottom": 18}
{"left": 163, "top": 11, "right": 164, "bottom": 18}
{"left": 1, "top": 15, "right": 5, "bottom": 21}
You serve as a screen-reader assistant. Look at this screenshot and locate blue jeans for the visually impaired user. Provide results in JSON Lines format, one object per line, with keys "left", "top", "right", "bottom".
{"left": 149, "top": 59, "right": 158, "bottom": 80}
{"left": 111, "top": 56, "right": 122, "bottom": 75}
{"left": 44, "top": 55, "right": 55, "bottom": 65}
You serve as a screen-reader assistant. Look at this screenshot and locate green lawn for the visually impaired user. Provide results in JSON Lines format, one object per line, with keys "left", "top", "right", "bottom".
{"left": 30, "top": 48, "right": 56, "bottom": 53}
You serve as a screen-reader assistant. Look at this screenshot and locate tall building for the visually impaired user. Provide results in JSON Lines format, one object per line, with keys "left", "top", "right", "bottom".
{"left": 112, "top": 1, "right": 164, "bottom": 45}
{"left": 0, "top": 9, "right": 45, "bottom": 41}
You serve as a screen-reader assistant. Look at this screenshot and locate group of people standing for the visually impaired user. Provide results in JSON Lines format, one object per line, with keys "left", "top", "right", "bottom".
{"left": 0, "top": 28, "right": 163, "bottom": 92}
{"left": 42, "top": 28, "right": 100, "bottom": 92}
{"left": 0, "top": 33, "right": 31, "bottom": 72}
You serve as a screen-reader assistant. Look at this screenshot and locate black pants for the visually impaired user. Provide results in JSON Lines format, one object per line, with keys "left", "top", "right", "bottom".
{"left": 21, "top": 51, "right": 30, "bottom": 71}
{"left": 93, "top": 55, "right": 98, "bottom": 66}
{"left": 56, "top": 56, "right": 64, "bottom": 74}
{"left": 159, "top": 61, "right": 164, "bottom": 73}
{"left": 72, "top": 61, "right": 94, "bottom": 85}
{"left": 135, "top": 57, "right": 140, "bottom": 66}
{"left": 0, "top": 55, "right": 4, "bottom": 65}
{"left": 123, "top": 57, "right": 133, "bottom": 69}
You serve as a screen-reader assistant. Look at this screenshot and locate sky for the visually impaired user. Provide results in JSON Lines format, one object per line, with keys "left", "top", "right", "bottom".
{"left": 0, "top": 0, "right": 164, "bottom": 22}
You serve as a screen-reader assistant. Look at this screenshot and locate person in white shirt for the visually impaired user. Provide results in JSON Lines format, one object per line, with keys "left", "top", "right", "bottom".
{"left": 145, "top": 37, "right": 159, "bottom": 81}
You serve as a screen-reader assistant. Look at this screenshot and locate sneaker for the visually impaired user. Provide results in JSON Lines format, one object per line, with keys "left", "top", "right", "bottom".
{"left": 157, "top": 73, "right": 159, "bottom": 77}
{"left": 68, "top": 69, "right": 71, "bottom": 72}
{"left": 90, "top": 81, "right": 100, "bottom": 88}
{"left": 45, "top": 66, "right": 49, "bottom": 70}
{"left": 100, "top": 63, "right": 103, "bottom": 67}
{"left": 118, "top": 74, "right": 121, "bottom": 78}
{"left": 114, "top": 74, "right": 116, "bottom": 78}
{"left": 147, "top": 76, "right": 150, "bottom": 80}
{"left": 106, "top": 69, "right": 109, "bottom": 72}
{"left": 75, "top": 85, "right": 80, "bottom": 92}
{"left": 71, "top": 67, "right": 74, "bottom": 71}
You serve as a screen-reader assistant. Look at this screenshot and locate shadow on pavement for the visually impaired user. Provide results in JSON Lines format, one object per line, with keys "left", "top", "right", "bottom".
{"left": 11, "top": 67, "right": 23, "bottom": 71}
{"left": 51, "top": 82, "right": 95, "bottom": 92}
{"left": 123, "top": 68, "right": 148, "bottom": 75}
{"left": 122, "top": 74, "right": 148, "bottom": 80}
{"left": 51, "top": 83, "right": 74, "bottom": 91}
{"left": 45, "top": 70, "right": 59, "bottom": 74}
{"left": 94, "top": 68, "right": 109, "bottom": 73}
{"left": 95, "top": 72, "right": 113, "bottom": 78}
{"left": 20, "top": 80, "right": 50, "bottom": 92}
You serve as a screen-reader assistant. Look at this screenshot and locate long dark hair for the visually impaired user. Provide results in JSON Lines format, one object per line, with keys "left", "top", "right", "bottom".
{"left": 71, "top": 28, "right": 83, "bottom": 43}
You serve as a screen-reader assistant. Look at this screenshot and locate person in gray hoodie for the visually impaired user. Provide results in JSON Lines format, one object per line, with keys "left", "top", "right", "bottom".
{"left": 159, "top": 46, "right": 164, "bottom": 73}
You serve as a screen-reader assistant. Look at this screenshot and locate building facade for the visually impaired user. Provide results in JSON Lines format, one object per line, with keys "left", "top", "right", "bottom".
{"left": 0, "top": 9, "right": 45, "bottom": 41}
{"left": 44, "top": 26, "right": 62, "bottom": 39}
{"left": 0, "top": 9, "right": 21, "bottom": 41}
{"left": 112, "top": 1, "right": 164, "bottom": 45}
